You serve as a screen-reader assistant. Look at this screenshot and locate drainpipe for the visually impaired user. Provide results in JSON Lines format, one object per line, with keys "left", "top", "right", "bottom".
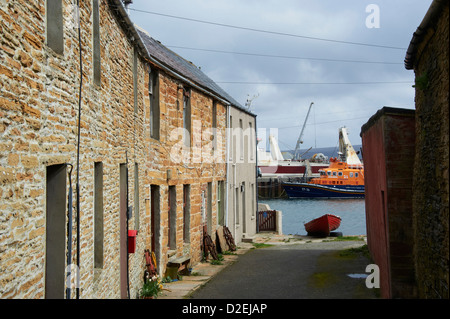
{"left": 75, "top": 0, "right": 82, "bottom": 300}
{"left": 126, "top": 151, "right": 130, "bottom": 299}
{"left": 233, "top": 163, "right": 237, "bottom": 239}
{"left": 66, "top": 164, "right": 74, "bottom": 299}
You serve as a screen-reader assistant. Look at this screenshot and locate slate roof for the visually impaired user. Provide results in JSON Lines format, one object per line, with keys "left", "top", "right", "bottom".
{"left": 135, "top": 26, "right": 253, "bottom": 115}
{"left": 107, "top": 0, "right": 252, "bottom": 115}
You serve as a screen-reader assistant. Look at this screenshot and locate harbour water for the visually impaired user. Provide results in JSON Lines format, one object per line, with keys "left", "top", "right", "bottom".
{"left": 260, "top": 198, "right": 367, "bottom": 236}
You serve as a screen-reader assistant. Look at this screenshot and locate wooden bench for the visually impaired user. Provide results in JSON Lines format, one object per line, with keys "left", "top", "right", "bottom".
{"left": 166, "top": 256, "right": 191, "bottom": 278}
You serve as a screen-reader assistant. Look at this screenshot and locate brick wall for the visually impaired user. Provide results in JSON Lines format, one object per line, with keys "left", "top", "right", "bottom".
{"left": 360, "top": 112, "right": 390, "bottom": 298}
{"left": 361, "top": 107, "right": 417, "bottom": 298}
{"left": 0, "top": 0, "right": 227, "bottom": 299}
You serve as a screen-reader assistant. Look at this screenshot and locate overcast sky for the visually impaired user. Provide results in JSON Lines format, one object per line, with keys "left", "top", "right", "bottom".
{"left": 128, "top": 0, "right": 432, "bottom": 150}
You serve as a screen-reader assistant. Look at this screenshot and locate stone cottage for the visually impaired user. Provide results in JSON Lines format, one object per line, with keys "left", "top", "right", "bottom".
{"left": 0, "top": 0, "right": 255, "bottom": 299}
{"left": 134, "top": 28, "right": 259, "bottom": 246}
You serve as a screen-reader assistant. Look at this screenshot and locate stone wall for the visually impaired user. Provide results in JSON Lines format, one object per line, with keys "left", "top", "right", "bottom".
{"left": 0, "top": 0, "right": 227, "bottom": 299}
{"left": 151, "top": 70, "right": 228, "bottom": 273}
{"left": 410, "top": 2, "right": 449, "bottom": 299}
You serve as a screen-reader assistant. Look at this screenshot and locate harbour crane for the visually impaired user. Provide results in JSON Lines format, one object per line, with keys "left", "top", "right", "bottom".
{"left": 293, "top": 102, "right": 314, "bottom": 160}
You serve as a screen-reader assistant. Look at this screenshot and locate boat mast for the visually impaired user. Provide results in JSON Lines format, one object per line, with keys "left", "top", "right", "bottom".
{"left": 294, "top": 102, "right": 314, "bottom": 160}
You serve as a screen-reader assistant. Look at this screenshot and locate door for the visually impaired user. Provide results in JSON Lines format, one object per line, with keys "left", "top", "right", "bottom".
{"left": 119, "top": 164, "right": 128, "bottom": 299}
{"left": 45, "top": 164, "right": 67, "bottom": 299}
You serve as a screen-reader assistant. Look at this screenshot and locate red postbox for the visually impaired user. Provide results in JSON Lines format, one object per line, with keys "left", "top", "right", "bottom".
{"left": 128, "top": 230, "right": 137, "bottom": 254}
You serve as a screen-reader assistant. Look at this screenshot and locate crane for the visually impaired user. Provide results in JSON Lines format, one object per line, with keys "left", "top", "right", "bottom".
{"left": 293, "top": 102, "right": 314, "bottom": 160}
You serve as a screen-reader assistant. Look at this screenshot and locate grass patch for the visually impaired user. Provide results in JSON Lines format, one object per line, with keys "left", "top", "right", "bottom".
{"left": 252, "top": 242, "right": 274, "bottom": 249}
{"left": 222, "top": 250, "right": 237, "bottom": 255}
{"left": 338, "top": 244, "right": 370, "bottom": 259}
{"left": 310, "top": 272, "right": 338, "bottom": 288}
{"left": 334, "top": 236, "right": 365, "bottom": 241}
{"left": 210, "top": 254, "right": 224, "bottom": 265}
{"left": 283, "top": 237, "right": 303, "bottom": 243}
{"left": 190, "top": 272, "right": 202, "bottom": 276}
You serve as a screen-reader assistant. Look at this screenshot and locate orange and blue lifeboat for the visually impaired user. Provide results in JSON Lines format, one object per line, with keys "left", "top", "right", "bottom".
{"left": 282, "top": 157, "right": 365, "bottom": 198}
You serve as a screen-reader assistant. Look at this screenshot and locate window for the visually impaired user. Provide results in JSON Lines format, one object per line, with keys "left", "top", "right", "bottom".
{"left": 168, "top": 186, "right": 176, "bottom": 250}
{"left": 249, "top": 122, "right": 254, "bottom": 161}
{"left": 241, "top": 182, "right": 246, "bottom": 233}
{"left": 133, "top": 47, "right": 138, "bottom": 114}
{"left": 239, "top": 119, "right": 244, "bottom": 161}
{"left": 235, "top": 187, "right": 239, "bottom": 225}
{"left": 183, "top": 185, "right": 191, "bottom": 243}
{"left": 94, "top": 162, "right": 103, "bottom": 269}
{"left": 207, "top": 182, "right": 213, "bottom": 235}
{"left": 229, "top": 116, "right": 233, "bottom": 162}
{"left": 150, "top": 185, "right": 160, "bottom": 258}
{"left": 134, "top": 163, "right": 140, "bottom": 231}
{"left": 149, "top": 68, "right": 160, "bottom": 140}
{"left": 92, "top": 0, "right": 100, "bottom": 86}
{"left": 217, "top": 181, "right": 225, "bottom": 226}
{"left": 183, "top": 88, "right": 191, "bottom": 146}
{"left": 251, "top": 183, "right": 255, "bottom": 219}
{"left": 212, "top": 101, "right": 217, "bottom": 150}
{"left": 46, "top": 0, "right": 64, "bottom": 54}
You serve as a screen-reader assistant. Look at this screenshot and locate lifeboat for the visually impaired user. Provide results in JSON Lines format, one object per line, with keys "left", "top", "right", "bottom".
{"left": 282, "top": 157, "right": 365, "bottom": 198}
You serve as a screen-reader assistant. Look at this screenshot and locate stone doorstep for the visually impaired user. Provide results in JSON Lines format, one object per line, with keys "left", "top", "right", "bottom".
{"left": 241, "top": 235, "right": 255, "bottom": 243}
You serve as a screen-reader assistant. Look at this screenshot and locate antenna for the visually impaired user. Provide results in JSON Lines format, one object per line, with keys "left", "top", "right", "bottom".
{"left": 123, "top": 0, "right": 133, "bottom": 13}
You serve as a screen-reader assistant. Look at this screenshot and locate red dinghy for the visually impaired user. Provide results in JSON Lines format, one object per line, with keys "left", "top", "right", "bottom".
{"left": 304, "top": 214, "right": 341, "bottom": 237}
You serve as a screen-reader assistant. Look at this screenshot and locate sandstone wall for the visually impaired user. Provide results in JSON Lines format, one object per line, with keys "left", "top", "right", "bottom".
{"left": 0, "top": 0, "right": 227, "bottom": 299}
